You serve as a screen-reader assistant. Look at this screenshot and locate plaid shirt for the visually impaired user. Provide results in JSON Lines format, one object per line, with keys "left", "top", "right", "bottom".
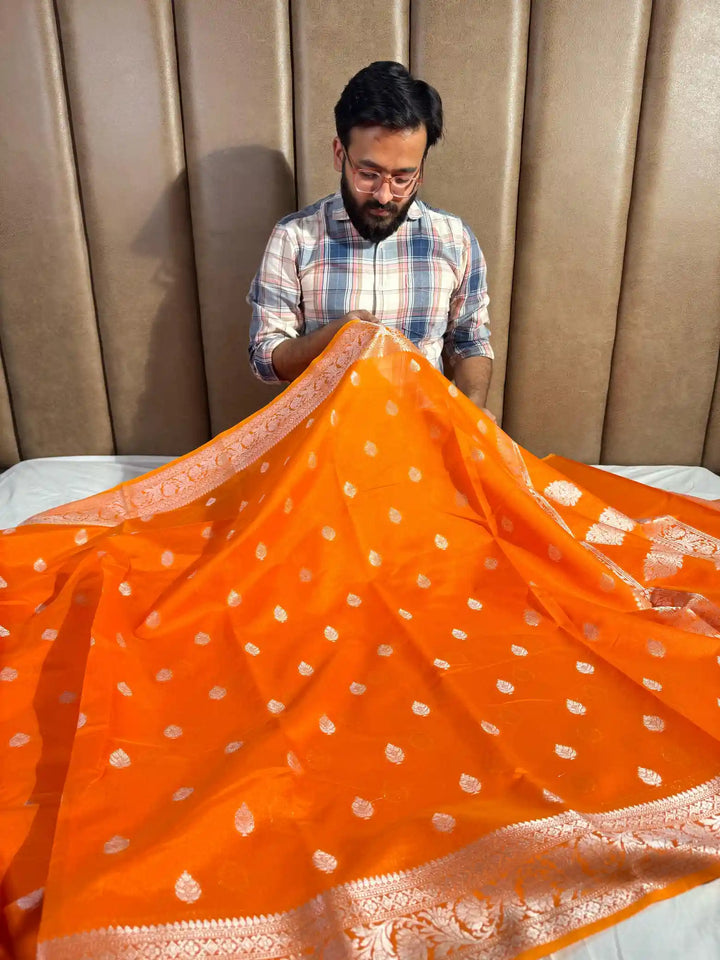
{"left": 247, "top": 192, "right": 492, "bottom": 382}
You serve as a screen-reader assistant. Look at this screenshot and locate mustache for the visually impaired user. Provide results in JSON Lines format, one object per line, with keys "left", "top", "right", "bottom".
{"left": 366, "top": 200, "right": 398, "bottom": 213}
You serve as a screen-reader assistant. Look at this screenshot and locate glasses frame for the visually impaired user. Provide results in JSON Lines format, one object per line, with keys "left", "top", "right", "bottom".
{"left": 344, "top": 151, "right": 424, "bottom": 199}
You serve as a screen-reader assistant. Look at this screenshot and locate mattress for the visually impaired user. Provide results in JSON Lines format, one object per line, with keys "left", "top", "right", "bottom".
{"left": 2, "top": 455, "right": 719, "bottom": 958}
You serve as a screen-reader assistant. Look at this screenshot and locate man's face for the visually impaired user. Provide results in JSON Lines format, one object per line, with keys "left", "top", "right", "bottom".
{"left": 333, "top": 126, "right": 427, "bottom": 243}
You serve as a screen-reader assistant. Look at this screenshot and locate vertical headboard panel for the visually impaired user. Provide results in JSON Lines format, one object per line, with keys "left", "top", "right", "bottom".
{"left": 601, "top": 0, "right": 720, "bottom": 466}
{"left": 174, "top": 0, "right": 295, "bottom": 436}
{"left": 411, "top": 0, "right": 530, "bottom": 417}
{"left": 55, "top": 0, "right": 209, "bottom": 456}
{"left": 705, "top": 379, "right": 720, "bottom": 474}
{"left": 0, "top": 0, "right": 113, "bottom": 461}
{"left": 292, "top": 0, "right": 410, "bottom": 209}
{"left": 501, "top": 0, "right": 652, "bottom": 463}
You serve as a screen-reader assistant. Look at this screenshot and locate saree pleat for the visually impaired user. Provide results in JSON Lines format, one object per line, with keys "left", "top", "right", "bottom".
{"left": 1, "top": 321, "right": 719, "bottom": 960}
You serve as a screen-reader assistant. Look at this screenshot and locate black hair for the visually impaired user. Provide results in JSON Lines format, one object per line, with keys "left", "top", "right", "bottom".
{"left": 334, "top": 61, "right": 443, "bottom": 155}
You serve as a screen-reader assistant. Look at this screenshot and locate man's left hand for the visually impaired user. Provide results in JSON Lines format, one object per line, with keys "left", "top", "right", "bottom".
{"left": 480, "top": 407, "right": 497, "bottom": 424}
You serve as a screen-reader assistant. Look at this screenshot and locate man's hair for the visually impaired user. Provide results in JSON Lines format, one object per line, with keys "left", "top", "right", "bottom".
{"left": 334, "top": 61, "right": 443, "bottom": 154}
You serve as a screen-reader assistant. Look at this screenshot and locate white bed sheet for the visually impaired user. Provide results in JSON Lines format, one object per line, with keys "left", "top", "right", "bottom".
{"left": 1, "top": 456, "right": 719, "bottom": 529}
{"left": 1, "top": 455, "right": 719, "bottom": 956}
{"left": 0, "top": 456, "right": 172, "bottom": 527}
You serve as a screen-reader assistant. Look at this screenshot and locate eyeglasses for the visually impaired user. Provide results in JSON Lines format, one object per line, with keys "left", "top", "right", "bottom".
{"left": 344, "top": 151, "right": 423, "bottom": 199}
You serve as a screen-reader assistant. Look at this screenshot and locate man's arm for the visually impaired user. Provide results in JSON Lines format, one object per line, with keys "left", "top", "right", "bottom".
{"left": 247, "top": 225, "right": 304, "bottom": 383}
{"left": 453, "top": 355, "right": 492, "bottom": 411}
{"left": 248, "top": 225, "right": 380, "bottom": 383}
{"left": 444, "top": 225, "right": 495, "bottom": 417}
{"left": 272, "top": 311, "right": 378, "bottom": 382}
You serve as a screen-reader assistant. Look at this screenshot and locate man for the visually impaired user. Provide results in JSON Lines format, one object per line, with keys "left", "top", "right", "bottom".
{"left": 248, "top": 60, "right": 493, "bottom": 416}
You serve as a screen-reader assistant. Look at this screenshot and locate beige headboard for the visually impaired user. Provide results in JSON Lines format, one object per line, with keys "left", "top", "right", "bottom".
{"left": 0, "top": 0, "right": 718, "bottom": 469}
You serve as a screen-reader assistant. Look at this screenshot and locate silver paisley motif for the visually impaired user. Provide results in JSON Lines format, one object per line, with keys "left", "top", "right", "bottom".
{"left": 175, "top": 871, "right": 202, "bottom": 903}
{"left": 319, "top": 715, "right": 336, "bottom": 735}
{"left": 234, "top": 803, "right": 255, "bottom": 836}
{"left": 312, "top": 850, "right": 338, "bottom": 873}
{"left": 385, "top": 743, "right": 405, "bottom": 764}
{"left": 352, "top": 797, "right": 375, "bottom": 819}
{"left": 104, "top": 835, "right": 130, "bottom": 854}
{"left": 643, "top": 715, "right": 665, "bottom": 732}
{"left": 544, "top": 481, "right": 582, "bottom": 506}
{"left": 459, "top": 774, "right": 481, "bottom": 794}
{"left": 109, "top": 748, "right": 131, "bottom": 768}
{"left": 432, "top": 812, "right": 456, "bottom": 833}
{"left": 17, "top": 888, "right": 44, "bottom": 911}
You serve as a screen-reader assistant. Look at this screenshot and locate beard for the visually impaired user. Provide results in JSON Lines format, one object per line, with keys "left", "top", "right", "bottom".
{"left": 340, "top": 168, "right": 416, "bottom": 243}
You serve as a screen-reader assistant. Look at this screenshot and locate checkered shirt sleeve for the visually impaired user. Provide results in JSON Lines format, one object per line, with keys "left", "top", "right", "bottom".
{"left": 247, "top": 225, "right": 302, "bottom": 383}
{"left": 444, "top": 226, "right": 494, "bottom": 361}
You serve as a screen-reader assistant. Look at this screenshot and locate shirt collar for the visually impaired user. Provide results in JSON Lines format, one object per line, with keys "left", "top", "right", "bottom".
{"left": 330, "top": 191, "right": 423, "bottom": 223}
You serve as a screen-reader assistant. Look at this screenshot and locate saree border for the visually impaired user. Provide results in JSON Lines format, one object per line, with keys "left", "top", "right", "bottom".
{"left": 24, "top": 323, "right": 413, "bottom": 529}
{"left": 38, "top": 774, "right": 720, "bottom": 959}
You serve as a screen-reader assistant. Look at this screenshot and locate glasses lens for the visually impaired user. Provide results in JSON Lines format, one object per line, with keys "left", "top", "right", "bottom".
{"left": 390, "top": 177, "right": 415, "bottom": 197}
{"left": 353, "top": 170, "right": 381, "bottom": 194}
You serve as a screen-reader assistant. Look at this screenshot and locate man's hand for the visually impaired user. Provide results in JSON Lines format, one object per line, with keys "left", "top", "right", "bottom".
{"left": 341, "top": 310, "right": 380, "bottom": 324}
{"left": 271, "top": 313, "right": 380, "bottom": 382}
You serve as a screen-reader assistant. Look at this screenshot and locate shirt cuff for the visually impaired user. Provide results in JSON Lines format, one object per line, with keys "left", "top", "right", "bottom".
{"left": 249, "top": 335, "right": 289, "bottom": 383}
{"left": 448, "top": 339, "right": 495, "bottom": 362}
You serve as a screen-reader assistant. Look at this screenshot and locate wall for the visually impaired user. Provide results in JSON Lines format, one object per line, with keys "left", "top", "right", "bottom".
{"left": 0, "top": 0, "right": 718, "bottom": 468}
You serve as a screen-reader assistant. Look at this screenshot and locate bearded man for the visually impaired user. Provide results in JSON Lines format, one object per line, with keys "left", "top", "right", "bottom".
{"left": 248, "top": 60, "right": 493, "bottom": 415}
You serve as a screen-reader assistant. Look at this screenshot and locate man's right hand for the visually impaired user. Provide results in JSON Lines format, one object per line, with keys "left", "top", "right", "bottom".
{"left": 340, "top": 310, "right": 380, "bottom": 324}
{"left": 272, "top": 313, "right": 380, "bottom": 382}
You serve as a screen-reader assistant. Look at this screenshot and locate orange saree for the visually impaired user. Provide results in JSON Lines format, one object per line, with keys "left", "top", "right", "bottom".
{"left": 1, "top": 321, "right": 720, "bottom": 960}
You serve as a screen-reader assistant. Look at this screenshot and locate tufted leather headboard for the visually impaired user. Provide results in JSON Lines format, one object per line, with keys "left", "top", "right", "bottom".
{"left": 0, "top": 0, "right": 718, "bottom": 469}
